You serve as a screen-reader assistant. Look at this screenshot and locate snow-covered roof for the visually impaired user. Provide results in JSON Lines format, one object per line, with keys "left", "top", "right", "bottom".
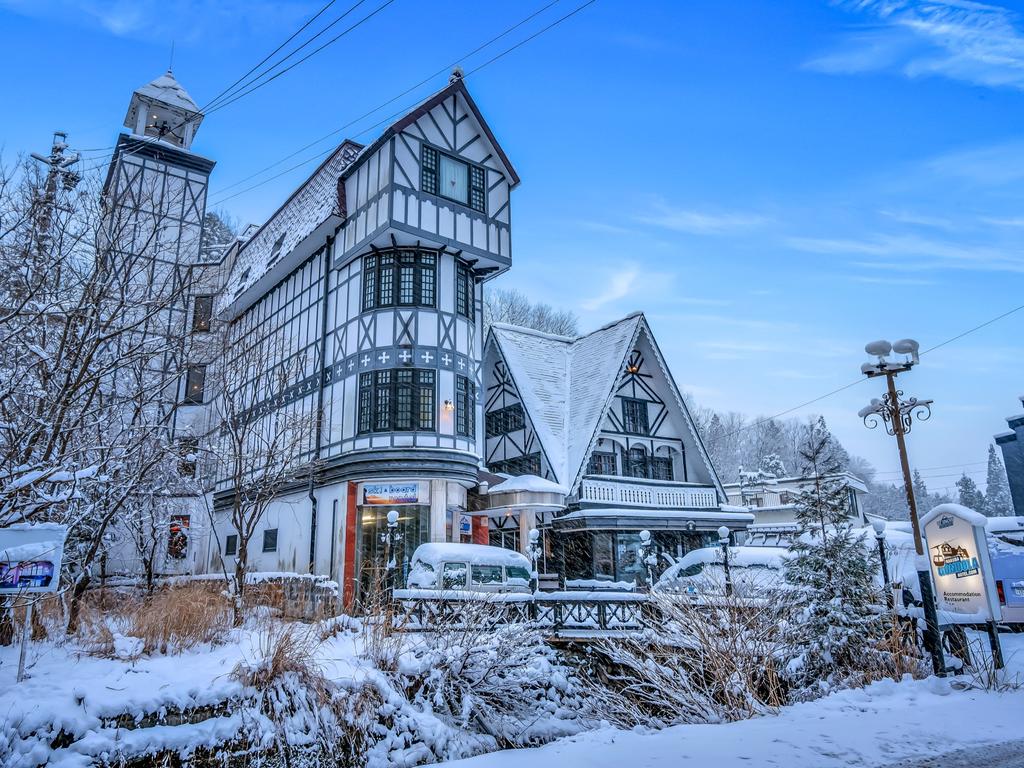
{"left": 134, "top": 70, "right": 200, "bottom": 114}
{"left": 489, "top": 314, "right": 643, "bottom": 487}
{"left": 920, "top": 502, "right": 989, "bottom": 529}
{"left": 488, "top": 475, "right": 568, "bottom": 495}
{"left": 488, "top": 313, "right": 724, "bottom": 496}
{"left": 219, "top": 140, "right": 362, "bottom": 317}
{"left": 410, "top": 543, "right": 531, "bottom": 569}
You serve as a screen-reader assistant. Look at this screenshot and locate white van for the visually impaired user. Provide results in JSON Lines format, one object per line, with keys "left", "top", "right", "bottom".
{"left": 406, "top": 543, "right": 534, "bottom": 594}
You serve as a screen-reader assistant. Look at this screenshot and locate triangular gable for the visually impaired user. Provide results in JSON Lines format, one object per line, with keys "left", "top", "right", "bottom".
{"left": 488, "top": 325, "right": 570, "bottom": 484}
{"left": 343, "top": 77, "right": 519, "bottom": 187}
{"left": 565, "top": 314, "right": 644, "bottom": 489}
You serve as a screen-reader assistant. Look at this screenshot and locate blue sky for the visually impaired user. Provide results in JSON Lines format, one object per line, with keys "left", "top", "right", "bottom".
{"left": 2, "top": 0, "right": 1023, "bottom": 492}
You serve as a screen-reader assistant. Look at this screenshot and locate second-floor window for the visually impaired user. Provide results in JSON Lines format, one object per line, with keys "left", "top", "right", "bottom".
{"left": 456, "top": 375, "right": 475, "bottom": 437}
{"left": 486, "top": 403, "right": 525, "bottom": 437}
{"left": 421, "top": 145, "right": 486, "bottom": 213}
{"left": 456, "top": 260, "right": 474, "bottom": 319}
{"left": 621, "top": 398, "right": 649, "bottom": 435}
{"left": 488, "top": 452, "right": 541, "bottom": 477}
{"left": 587, "top": 451, "right": 616, "bottom": 476}
{"left": 183, "top": 365, "right": 206, "bottom": 404}
{"left": 263, "top": 528, "right": 278, "bottom": 553}
{"left": 363, "top": 251, "right": 436, "bottom": 310}
{"left": 358, "top": 368, "right": 436, "bottom": 434}
{"left": 191, "top": 295, "right": 213, "bottom": 333}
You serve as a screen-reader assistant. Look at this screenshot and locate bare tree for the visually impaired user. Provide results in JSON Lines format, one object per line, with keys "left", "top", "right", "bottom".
{"left": 208, "top": 328, "right": 319, "bottom": 625}
{"left": 483, "top": 287, "right": 578, "bottom": 337}
{"left": 0, "top": 153, "right": 201, "bottom": 630}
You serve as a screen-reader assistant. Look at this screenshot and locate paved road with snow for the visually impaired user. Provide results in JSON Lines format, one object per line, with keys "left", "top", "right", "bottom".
{"left": 884, "top": 739, "right": 1024, "bottom": 767}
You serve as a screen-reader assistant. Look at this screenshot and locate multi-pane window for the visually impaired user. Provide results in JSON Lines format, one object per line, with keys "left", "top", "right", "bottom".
{"left": 421, "top": 145, "right": 487, "bottom": 213}
{"left": 486, "top": 403, "right": 525, "bottom": 437}
{"left": 183, "top": 365, "right": 206, "bottom": 404}
{"left": 358, "top": 368, "right": 436, "bottom": 433}
{"left": 488, "top": 452, "right": 541, "bottom": 476}
{"left": 456, "top": 260, "right": 474, "bottom": 319}
{"left": 191, "top": 295, "right": 213, "bottom": 333}
{"left": 652, "top": 456, "right": 674, "bottom": 481}
{"left": 621, "top": 398, "right": 649, "bottom": 435}
{"left": 456, "top": 375, "right": 475, "bottom": 437}
{"left": 362, "top": 251, "right": 436, "bottom": 310}
{"left": 263, "top": 528, "right": 278, "bottom": 553}
{"left": 626, "top": 446, "right": 648, "bottom": 478}
{"left": 587, "top": 451, "right": 617, "bottom": 476}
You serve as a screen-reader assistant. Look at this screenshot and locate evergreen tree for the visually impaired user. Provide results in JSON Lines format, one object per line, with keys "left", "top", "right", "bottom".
{"left": 955, "top": 473, "right": 984, "bottom": 512}
{"left": 784, "top": 418, "right": 884, "bottom": 693}
{"left": 758, "top": 452, "right": 787, "bottom": 479}
{"left": 199, "top": 211, "right": 237, "bottom": 262}
{"left": 912, "top": 469, "right": 929, "bottom": 512}
{"left": 983, "top": 444, "right": 1013, "bottom": 517}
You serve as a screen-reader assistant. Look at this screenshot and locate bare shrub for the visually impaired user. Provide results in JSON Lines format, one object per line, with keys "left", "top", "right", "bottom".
{"left": 583, "top": 592, "right": 790, "bottom": 727}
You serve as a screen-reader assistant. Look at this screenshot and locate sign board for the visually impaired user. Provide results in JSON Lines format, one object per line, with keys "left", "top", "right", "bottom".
{"left": 0, "top": 524, "right": 67, "bottom": 595}
{"left": 359, "top": 482, "right": 424, "bottom": 506}
{"left": 459, "top": 514, "right": 472, "bottom": 535}
{"left": 921, "top": 504, "right": 1001, "bottom": 622}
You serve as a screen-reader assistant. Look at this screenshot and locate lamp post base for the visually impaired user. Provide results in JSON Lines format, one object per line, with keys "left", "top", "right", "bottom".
{"left": 917, "top": 568, "right": 947, "bottom": 676}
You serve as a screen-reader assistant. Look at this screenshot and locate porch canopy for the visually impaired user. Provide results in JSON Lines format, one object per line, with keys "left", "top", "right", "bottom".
{"left": 482, "top": 474, "right": 569, "bottom": 525}
{"left": 552, "top": 506, "right": 755, "bottom": 532}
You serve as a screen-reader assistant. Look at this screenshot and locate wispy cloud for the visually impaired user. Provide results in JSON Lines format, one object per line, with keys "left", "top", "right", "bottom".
{"left": 787, "top": 233, "right": 1024, "bottom": 273}
{"left": 636, "top": 201, "right": 770, "bottom": 235}
{"left": 847, "top": 274, "right": 937, "bottom": 286}
{"left": 808, "top": 0, "right": 1024, "bottom": 90}
{"left": 580, "top": 267, "right": 638, "bottom": 311}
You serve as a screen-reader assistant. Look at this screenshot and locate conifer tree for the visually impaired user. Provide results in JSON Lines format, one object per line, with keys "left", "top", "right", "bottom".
{"left": 983, "top": 444, "right": 1013, "bottom": 517}
{"left": 955, "top": 473, "right": 984, "bottom": 512}
{"left": 784, "top": 417, "right": 883, "bottom": 694}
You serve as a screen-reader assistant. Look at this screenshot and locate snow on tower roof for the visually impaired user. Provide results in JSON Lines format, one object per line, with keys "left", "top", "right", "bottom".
{"left": 135, "top": 70, "right": 200, "bottom": 114}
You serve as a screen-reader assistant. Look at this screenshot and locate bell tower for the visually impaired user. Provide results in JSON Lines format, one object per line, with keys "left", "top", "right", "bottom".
{"left": 122, "top": 70, "right": 204, "bottom": 150}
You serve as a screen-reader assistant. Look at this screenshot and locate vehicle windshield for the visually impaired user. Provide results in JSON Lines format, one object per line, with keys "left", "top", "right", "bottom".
{"left": 441, "top": 562, "right": 467, "bottom": 589}
{"left": 471, "top": 564, "right": 504, "bottom": 585}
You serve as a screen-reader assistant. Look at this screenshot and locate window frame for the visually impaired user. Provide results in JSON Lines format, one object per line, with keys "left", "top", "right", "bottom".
{"left": 224, "top": 534, "right": 238, "bottom": 557}
{"left": 357, "top": 368, "right": 437, "bottom": 435}
{"left": 456, "top": 375, "right": 475, "bottom": 437}
{"left": 361, "top": 250, "right": 437, "bottom": 311}
{"left": 587, "top": 451, "right": 617, "bottom": 476}
{"left": 191, "top": 294, "right": 213, "bottom": 333}
{"left": 183, "top": 365, "right": 207, "bottom": 405}
{"left": 621, "top": 397, "right": 650, "bottom": 435}
{"left": 455, "top": 260, "right": 475, "bottom": 320}
{"left": 262, "top": 528, "right": 278, "bottom": 553}
{"left": 420, "top": 144, "right": 487, "bottom": 214}
{"left": 488, "top": 452, "right": 541, "bottom": 476}
{"left": 167, "top": 514, "right": 190, "bottom": 559}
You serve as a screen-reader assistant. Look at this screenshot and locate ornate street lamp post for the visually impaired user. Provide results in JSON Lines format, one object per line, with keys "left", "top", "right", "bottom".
{"left": 527, "top": 528, "right": 541, "bottom": 591}
{"left": 871, "top": 518, "right": 894, "bottom": 609}
{"left": 859, "top": 338, "right": 946, "bottom": 674}
{"left": 638, "top": 529, "right": 655, "bottom": 589}
{"left": 718, "top": 525, "right": 732, "bottom": 597}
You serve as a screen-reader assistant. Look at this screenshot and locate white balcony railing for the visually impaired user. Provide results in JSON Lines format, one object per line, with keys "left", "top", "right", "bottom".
{"left": 580, "top": 477, "right": 719, "bottom": 509}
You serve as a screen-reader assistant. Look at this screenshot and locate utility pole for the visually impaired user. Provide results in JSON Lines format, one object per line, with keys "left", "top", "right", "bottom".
{"left": 29, "top": 131, "right": 80, "bottom": 293}
{"left": 859, "top": 339, "right": 946, "bottom": 675}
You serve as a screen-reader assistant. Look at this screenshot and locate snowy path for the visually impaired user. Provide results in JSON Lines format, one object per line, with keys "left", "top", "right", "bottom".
{"left": 884, "top": 739, "right": 1024, "bottom": 767}
{"left": 446, "top": 634, "right": 1024, "bottom": 768}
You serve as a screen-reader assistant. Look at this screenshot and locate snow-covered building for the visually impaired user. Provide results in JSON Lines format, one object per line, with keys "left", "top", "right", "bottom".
{"left": 481, "top": 314, "right": 751, "bottom": 585}
{"left": 99, "top": 70, "right": 221, "bottom": 578}
{"left": 995, "top": 396, "right": 1024, "bottom": 516}
{"left": 100, "top": 68, "right": 750, "bottom": 597}
{"left": 721, "top": 472, "right": 869, "bottom": 530}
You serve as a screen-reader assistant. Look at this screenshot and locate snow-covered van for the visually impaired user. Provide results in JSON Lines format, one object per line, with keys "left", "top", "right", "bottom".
{"left": 988, "top": 517, "right": 1024, "bottom": 624}
{"left": 406, "top": 543, "right": 534, "bottom": 594}
{"left": 654, "top": 546, "right": 791, "bottom": 597}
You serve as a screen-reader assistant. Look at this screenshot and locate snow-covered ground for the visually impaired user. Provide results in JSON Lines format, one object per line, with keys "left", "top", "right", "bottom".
{"left": 446, "top": 633, "right": 1024, "bottom": 768}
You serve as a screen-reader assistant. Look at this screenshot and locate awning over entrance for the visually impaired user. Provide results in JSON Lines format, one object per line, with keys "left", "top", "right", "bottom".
{"left": 480, "top": 474, "right": 568, "bottom": 518}
{"left": 552, "top": 507, "right": 755, "bottom": 532}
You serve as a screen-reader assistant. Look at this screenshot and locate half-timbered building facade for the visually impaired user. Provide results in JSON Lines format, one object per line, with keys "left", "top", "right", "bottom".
{"left": 482, "top": 314, "right": 753, "bottom": 585}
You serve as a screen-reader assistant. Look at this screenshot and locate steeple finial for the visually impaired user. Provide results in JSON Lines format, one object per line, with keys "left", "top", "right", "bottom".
{"left": 168, "top": 40, "right": 175, "bottom": 73}
{"left": 449, "top": 66, "right": 464, "bottom": 84}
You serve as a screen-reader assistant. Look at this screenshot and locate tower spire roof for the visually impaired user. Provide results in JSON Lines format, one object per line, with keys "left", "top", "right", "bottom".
{"left": 134, "top": 70, "right": 200, "bottom": 114}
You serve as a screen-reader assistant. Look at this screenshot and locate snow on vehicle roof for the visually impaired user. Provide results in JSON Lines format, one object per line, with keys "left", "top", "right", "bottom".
{"left": 676, "top": 545, "right": 791, "bottom": 570}
{"left": 410, "top": 543, "right": 531, "bottom": 568}
{"left": 987, "top": 516, "right": 1024, "bottom": 533}
{"left": 488, "top": 475, "right": 569, "bottom": 495}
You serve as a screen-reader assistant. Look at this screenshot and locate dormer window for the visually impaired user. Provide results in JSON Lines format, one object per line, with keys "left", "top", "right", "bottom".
{"left": 421, "top": 145, "right": 486, "bottom": 214}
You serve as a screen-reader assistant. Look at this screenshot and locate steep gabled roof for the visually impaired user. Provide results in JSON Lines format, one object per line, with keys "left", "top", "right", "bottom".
{"left": 135, "top": 70, "right": 200, "bottom": 113}
{"left": 488, "top": 314, "right": 643, "bottom": 487}
{"left": 488, "top": 313, "right": 725, "bottom": 498}
{"left": 342, "top": 75, "right": 519, "bottom": 187}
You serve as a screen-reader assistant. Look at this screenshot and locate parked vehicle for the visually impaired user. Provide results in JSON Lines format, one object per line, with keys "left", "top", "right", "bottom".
{"left": 988, "top": 517, "right": 1024, "bottom": 624}
{"left": 406, "top": 543, "right": 534, "bottom": 594}
{"left": 654, "top": 545, "right": 791, "bottom": 597}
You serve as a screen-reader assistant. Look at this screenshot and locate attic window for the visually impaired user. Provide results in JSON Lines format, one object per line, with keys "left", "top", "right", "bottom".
{"left": 421, "top": 145, "right": 486, "bottom": 214}
{"left": 268, "top": 233, "right": 286, "bottom": 266}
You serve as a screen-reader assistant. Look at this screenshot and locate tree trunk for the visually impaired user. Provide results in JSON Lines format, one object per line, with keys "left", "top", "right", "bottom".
{"left": 233, "top": 552, "right": 246, "bottom": 627}
{"left": 66, "top": 572, "right": 91, "bottom": 634}
{"left": 0, "top": 598, "right": 13, "bottom": 646}
{"left": 144, "top": 556, "right": 154, "bottom": 595}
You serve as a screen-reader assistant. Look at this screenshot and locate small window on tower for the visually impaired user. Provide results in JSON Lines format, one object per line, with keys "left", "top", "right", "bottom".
{"left": 183, "top": 365, "right": 206, "bottom": 405}
{"left": 191, "top": 295, "right": 213, "bottom": 333}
